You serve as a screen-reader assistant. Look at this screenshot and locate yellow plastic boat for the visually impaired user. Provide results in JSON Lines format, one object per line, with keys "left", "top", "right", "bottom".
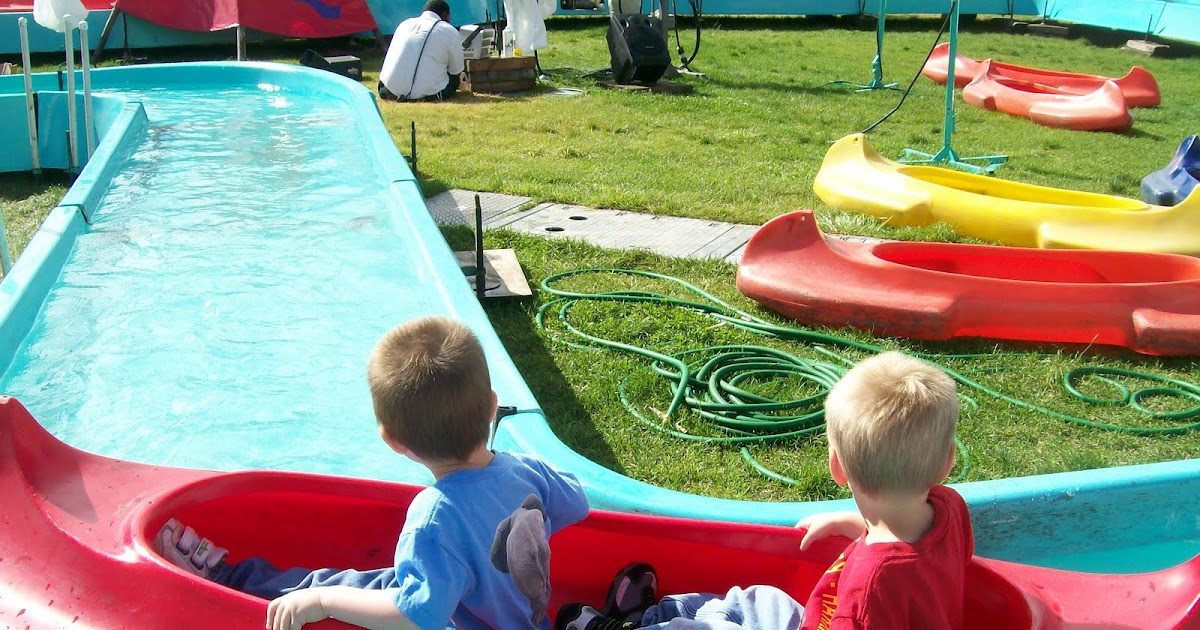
{"left": 813, "top": 134, "right": 1200, "bottom": 255}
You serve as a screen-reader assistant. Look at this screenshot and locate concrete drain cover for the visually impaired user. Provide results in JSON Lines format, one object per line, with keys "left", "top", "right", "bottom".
{"left": 500, "top": 203, "right": 754, "bottom": 260}
{"left": 425, "top": 189, "right": 531, "bottom": 226}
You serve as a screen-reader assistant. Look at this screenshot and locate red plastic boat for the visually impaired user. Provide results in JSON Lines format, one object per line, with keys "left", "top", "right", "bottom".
{"left": 736, "top": 211, "right": 1200, "bottom": 356}
{"left": 1, "top": 396, "right": 1199, "bottom": 629}
{"left": 961, "top": 60, "right": 1133, "bottom": 132}
{"left": 922, "top": 41, "right": 1161, "bottom": 107}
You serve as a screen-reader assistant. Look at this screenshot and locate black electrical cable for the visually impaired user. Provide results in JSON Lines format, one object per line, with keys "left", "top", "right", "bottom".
{"left": 671, "top": 0, "right": 702, "bottom": 69}
{"left": 858, "top": 4, "right": 952, "bottom": 135}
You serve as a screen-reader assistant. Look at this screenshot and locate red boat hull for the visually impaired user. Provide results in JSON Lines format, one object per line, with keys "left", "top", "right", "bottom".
{"left": 962, "top": 60, "right": 1133, "bottom": 132}
{"left": 736, "top": 211, "right": 1200, "bottom": 356}
{"left": 1, "top": 396, "right": 1197, "bottom": 629}
{"left": 922, "top": 41, "right": 1161, "bottom": 108}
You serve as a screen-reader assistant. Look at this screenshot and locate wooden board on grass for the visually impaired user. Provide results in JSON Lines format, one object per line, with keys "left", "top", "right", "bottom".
{"left": 600, "top": 80, "right": 693, "bottom": 94}
{"left": 451, "top": 248, "right": 532, "bottom": 298}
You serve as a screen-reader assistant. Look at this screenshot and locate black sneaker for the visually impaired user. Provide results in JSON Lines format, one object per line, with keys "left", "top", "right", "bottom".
{"left": 601, "top": 562, "right": 658, "bottom": 623}
{"left": 555, "top": 604, "right": 638, "bottom": 630}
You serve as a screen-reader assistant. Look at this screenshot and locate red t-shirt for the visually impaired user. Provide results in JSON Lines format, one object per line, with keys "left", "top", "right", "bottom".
{"left": 800, "top": 485, "right": 974, "bottom": 630}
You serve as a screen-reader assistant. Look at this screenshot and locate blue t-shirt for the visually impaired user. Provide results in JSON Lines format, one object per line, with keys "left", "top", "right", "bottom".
{"left": 390, "top": 452, "right": 589, "bottom": 630}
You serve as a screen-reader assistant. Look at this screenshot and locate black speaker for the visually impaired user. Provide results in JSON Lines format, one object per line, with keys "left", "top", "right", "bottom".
{"left": 606, "top": 13, "right": 671, "bottom": 85}
{"left": 299, "top": 50, "right": 363, "bottom": 80}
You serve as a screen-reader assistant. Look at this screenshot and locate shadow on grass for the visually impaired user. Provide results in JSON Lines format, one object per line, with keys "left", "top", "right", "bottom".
{"left": 438, "top": 225, "right": 625, "bottom": 473}
{"left": 0, "top": 171, "right": 69, "bottom": 202}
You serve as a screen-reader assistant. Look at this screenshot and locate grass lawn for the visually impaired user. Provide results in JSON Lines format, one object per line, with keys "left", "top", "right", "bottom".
{"left": 4, "top": 15, "right": 1200, "bottom": 503}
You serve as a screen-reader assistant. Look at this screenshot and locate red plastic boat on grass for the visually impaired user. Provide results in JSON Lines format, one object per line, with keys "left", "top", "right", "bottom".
{"left": 962, "top": 60, "right": 1133, "bottom": 132}
{"left": 2, "top": 397, "right": 1199, "bottom": 629}
{"left": 921, "top": 41, "right": 1161, "bottom": 107}
{"left": 736, "top": 211, "right": 1200, "bottom": 356}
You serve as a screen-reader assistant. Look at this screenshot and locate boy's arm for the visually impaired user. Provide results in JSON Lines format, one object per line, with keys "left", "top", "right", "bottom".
{"left": 796, "top": 510, "right": 866, "bottom": 551}
{"left": 266, "top": 587, "right": 419, "bottom": 630}
{"left": 536, "top": 462, "right": 590, "bottom": 533}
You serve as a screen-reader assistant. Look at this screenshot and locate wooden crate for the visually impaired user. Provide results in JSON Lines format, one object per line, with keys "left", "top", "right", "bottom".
{"left": 461, "top": 56, "right": 537, "bottom": 94}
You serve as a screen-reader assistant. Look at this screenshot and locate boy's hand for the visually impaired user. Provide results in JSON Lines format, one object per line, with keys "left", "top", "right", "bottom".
{"left": 266, "top": 589, "right": 327, "bottom": 630}
{"left": 795, "top": 511, "right": 866, "bottom": 551}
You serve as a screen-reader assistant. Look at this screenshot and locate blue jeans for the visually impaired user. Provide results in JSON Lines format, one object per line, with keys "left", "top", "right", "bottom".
{"left": 639, "top": 586, "right": 806, "bottom": 630}
{"left": 211, "top": 557, "right": 394, "bottom": 600}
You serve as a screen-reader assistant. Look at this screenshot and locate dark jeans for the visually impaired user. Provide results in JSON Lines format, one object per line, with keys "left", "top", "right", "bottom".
{"left": 210, "top": 556, "right": 396, "bottom": 600}
{"left": 378, "top": 74, "right": 460, "bottom": 102}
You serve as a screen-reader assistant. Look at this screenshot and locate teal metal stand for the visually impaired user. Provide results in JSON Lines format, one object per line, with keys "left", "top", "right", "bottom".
{"left": 829, "top": 0, "right": 899, "bottom": 92}
{"left": 898, "top": 0, "right": 1007, "bottom": 174}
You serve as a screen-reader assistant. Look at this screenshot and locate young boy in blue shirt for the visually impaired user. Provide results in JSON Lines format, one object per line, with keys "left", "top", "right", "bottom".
{"left": 154, "top": 316, "right": 590, "bottom": 630}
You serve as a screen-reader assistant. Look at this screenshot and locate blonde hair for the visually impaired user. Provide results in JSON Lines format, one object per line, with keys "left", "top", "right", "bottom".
{"left": 368, "top": 316, "right": 493, "bottom": 462}
{"left": 824, "top": 352, "right": 958, "bottom": 495}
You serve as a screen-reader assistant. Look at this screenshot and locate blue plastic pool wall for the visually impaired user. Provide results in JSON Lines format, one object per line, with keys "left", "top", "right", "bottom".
{"left": 0, "top": 88, "right": 131, "bottom": 174}
{"left": 2, "top": 62, "right": 1198, "bottom": 572}
{"left": 0, "top": 61, "right": 543, "bottom": 456}
{"left": 4, "top": 0, "right": 1200, "bottom": 54}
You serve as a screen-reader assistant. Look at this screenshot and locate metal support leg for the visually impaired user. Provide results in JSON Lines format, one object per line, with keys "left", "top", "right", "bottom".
{"left": 18, "top": 17, "right": 40, "bottom": 175}
{"left": 829, "top": 0, "right": 900, "bottom": 92}
{"left": 80, "top": 20, "right": 96, "bottom": 159}
{"left": 63, "top": 14, "right": 80, "bottom": 173}
{"left": 899, "top": 0, "right": 1007, "bottom": 174}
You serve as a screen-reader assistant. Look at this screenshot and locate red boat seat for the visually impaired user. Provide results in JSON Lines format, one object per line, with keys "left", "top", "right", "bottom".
{"left": 2, "top": 397, "right": 1196, "bottom": 629}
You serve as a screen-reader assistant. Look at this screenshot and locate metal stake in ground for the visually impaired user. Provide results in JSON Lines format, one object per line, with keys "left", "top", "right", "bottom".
{"left": 898, "top": 0, "right": 1007, "bottom": 174}
{"left": 474, "top": 194, "right": 485, "bottom": 301}
{"left": 828, "top": 0, "right": 900, "bottom": 92}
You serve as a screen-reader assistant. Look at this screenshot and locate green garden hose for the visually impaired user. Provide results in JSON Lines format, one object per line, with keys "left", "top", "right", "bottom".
{"left": 535, "top": 268, "right": 1200, "bottom": 485}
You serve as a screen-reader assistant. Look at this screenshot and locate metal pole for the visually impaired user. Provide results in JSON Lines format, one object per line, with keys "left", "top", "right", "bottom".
{"left": 862, "top": 0, "right": 897, "bottom": 90}
{"left": 942, "top": 0, "right": 959, "bottom": 153}
{"left": 63, "top": 14, "right": 80, "bottom": 173}
{"left": 0, "top": 204, "right": 11, "bottom": 275}
{"left": 474, "top": 195, "right": 485, "bottom": 301}
{"left": 18, "top": 17, "right": 41, "bottom": 175}
{"left": 828, "top": 0, "right": 898, "bottom": 91}
{"left": 657, "top": 0, "right": 668, "bottom": 43}
{"left": 92, "top": 8, "right": 120, "bottom": 65}
{"left": 898, "top": 0, "right": 1007, "bottom": 174}
{"left": 236, "top": 25, "right": 247, "bottom": 61}
{"left": 79, "top": 20, "right": 96, "bottom": 159}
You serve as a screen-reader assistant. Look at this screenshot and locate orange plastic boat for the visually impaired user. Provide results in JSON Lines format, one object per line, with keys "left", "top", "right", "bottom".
{"left": 922, "top": 41, "right": 1161, "bottom": 107}
{"left": 2, "top": 395, "right": 1199, "bottom": 629}
{"left": 736, "top": 211, "right": 1200, "bottom": 355}
{"left": 961, "top": 60, "right": 1133, "bottom": 132}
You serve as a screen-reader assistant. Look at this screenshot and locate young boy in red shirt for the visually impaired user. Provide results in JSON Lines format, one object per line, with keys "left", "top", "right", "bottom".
{"left": 557, "top": 351, "right": 974, "bottom": 630}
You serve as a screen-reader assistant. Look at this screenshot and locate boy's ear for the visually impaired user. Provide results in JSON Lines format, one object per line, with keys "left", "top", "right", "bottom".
{"left": 828, "top": 449, "right": 849, "bottom": 487}
{"left": 939, "top": 444, "right": 956, "bottom": 481}
{"left": 379, "top": 425, "right": 409, "bottom": 456}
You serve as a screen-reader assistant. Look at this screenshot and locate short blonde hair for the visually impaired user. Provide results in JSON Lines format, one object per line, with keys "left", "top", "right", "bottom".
{"left": 368, "top": 316, "right": 492, "bottom": 462}
{"left": 824, "top": 352, "right": 958, "bottom": 495}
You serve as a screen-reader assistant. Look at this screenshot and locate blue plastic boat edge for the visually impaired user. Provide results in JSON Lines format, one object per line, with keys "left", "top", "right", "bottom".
{"left": 1142, "top": 135, "right": 1200, "bottom": 206}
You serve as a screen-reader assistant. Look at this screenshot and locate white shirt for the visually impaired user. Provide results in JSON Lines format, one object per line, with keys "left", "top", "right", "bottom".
{"left": 380, "top": 11, "right": 466, "bottom": 100}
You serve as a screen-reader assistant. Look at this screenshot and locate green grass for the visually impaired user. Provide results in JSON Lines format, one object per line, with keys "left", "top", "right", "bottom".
{"left": 0, "top": 172, "right": 69, "bottom": 258}
{"left": 5, "top": 16, "right": 1200, "bottom": 502}
{"left": 442, "top": 227, "right": 1200, "bottom": 502}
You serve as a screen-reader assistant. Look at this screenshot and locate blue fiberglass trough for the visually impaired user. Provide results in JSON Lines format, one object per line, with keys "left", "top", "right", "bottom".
{"left": 1143, "top": 135, "right": 1200, "bottom": 206}
{"left": 0, "top": 62, "right": 1197, "bottom": 574}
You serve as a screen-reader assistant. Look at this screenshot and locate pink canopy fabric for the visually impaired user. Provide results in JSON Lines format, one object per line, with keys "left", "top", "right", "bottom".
{"left": 113, "top": 0, "right": 377, "bottom": 38}
{"left": 0, "top": 0, "right": 110, "bottom": 11}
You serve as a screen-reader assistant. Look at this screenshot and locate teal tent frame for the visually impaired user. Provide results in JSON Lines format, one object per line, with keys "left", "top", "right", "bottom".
{"left": 829, "top": 0, "right": 900, "bottom": 92}
{"left": 899, "top": 0, "right": 1007, "bottom": 174}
